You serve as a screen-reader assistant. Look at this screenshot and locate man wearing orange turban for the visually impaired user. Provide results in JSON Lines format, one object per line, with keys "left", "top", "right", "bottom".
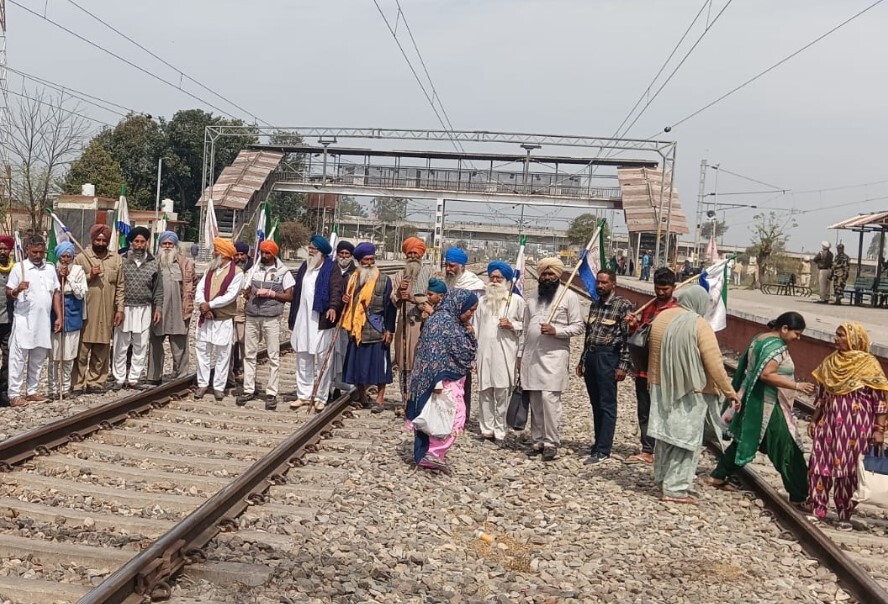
{"left": 236, "top": 237, "right": 294, "bottom": 410}
{"left": 74, "top": 224, "right": 124, "bottom": 394}
{"left": 194, "top": 237, "right": 246, "bottom": 400}
{"left": 391, "top": 236, "right": 432, "bottom": 411}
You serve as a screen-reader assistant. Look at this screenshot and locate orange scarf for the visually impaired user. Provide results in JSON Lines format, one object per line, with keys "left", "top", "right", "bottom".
{"left": 812, "top": 322, "right": 888, "bottom": 396}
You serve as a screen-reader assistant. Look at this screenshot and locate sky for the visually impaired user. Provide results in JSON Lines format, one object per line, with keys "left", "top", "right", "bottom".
{"left": 8, "top": 0, "right": 888, "bottom": 255}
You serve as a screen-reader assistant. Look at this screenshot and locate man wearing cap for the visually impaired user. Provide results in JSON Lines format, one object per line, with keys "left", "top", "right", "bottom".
{"left": 286, "top": 235, "right": 343, "bottom": 411}
{"left": 520, "top": 257, "right": 584, "bottom": 461}
{"left": 341, "top": 242, "right": 396, "bottom": 411}
{"left": 832, "top": 243, "right": 850, "bottom": 305}
{"left": 443, "top": 246, "right": 485, "bottom": 416}
{"left": 49, "top": 241, "right": 87, "bottom": 398}
{"left": 74, "top": 224, "right": 125, "bottom": 394}
{"left": 331, "top": 240, "right": 356, "bottom": 399}
{"left": 111, "top": 226, "right": 163, "bottom": 390}
{"left": 231, "top": 241, "right": 251, "bottom": 380}
{"left": 391, "top": 236, "right": 432, "bottom": 408}
{"left": 812, "top": 241, "right": 833, "bottom": 303}
{"left": 475, "top": 260, "right": 525, "bottom": 444}
{"left": 422, "top": 278, "right": 447, "bottom": 320}
{"left": 0, "top": 235, "right": 15, "bottom": 405}
{"left": 147, "top": 231, "right": 195, "bottom": 384}
{"left": 237, "top": 239, "right": 295, "bottom": 410}
{"left": 194, "top": 238, "right": 245, "bottom": 400}
{"left": 6, "top": 235, "right": 62, "bottom": 406}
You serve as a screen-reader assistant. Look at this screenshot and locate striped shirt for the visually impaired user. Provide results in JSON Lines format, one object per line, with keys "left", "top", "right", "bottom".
{"left": 582, "top": 291, "right": 634, "bottom": 372}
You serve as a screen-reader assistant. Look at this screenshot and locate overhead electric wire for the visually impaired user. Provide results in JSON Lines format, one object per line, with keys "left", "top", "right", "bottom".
{"left": 63, "top": 0, "right": 268, "bottom": 126}
{"left": 8, "top": 66, "right": 136, "bottom": 117}
{"left": 662, "top": 0, "right": 885, "bottom": 132}
{"left": 9, "top": 0, "right": 250, "bottom": 122}
{"left": 5, "top": 87, "right": 114, "bottom": 126}
{"left": 712, "top": 166, "right": 786, "bottom": 192}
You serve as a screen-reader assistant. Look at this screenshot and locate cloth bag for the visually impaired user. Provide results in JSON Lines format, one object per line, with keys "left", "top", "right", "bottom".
{"left": 413, "top": 387, "right": 456, "bottom": 439}
{"left": 626, "top": 322, "right": 651, "bottom": 372}
{"left": 852, "top": 447, "right": 888, "bottom": 509}
{"left": 506, "top": 382, "right": 530, "bottom": 431}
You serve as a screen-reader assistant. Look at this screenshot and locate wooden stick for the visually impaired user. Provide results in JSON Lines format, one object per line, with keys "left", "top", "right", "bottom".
{"left": 308, "top": 271, "right": 357, "bottom": 408}
{"left": 630, "top": 272, "right": 702, "bottom": 316}
{"left": 58, "top": 274, "right": 66, "bottom": 402}
{"left": 545, "top": 224, "right": 602, "bottom": 324}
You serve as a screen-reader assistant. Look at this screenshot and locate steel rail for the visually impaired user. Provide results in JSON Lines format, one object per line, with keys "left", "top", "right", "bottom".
{"left": 526, "top": 263, "right": 888, "bottom": 603}
{"left": 78, "top": 390, "right": 355, "bottom": 603}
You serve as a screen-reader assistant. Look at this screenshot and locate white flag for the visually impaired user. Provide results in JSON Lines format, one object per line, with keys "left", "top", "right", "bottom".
{"left": 700, "top": 257, "right": 731, "bottom": 332}
{"left": 204, "top": 196, "right": 219, "bottom": 247}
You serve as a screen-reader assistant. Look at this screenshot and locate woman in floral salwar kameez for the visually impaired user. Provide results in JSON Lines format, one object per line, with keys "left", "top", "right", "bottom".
{"left": 707, "top": 312, "right": 816, "bottom": 503}
{"left": 406, "top": 289, "right": 478, "bottom": 472}
{"left": 806, "top": 322, "right": 888, "bottom": 530}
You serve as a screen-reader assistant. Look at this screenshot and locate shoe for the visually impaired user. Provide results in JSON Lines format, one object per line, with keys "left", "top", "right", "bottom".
{"left": 110, "top": 382, "right": 126, "bottom": 392}
{"left": 25, "top": 394, "right": 49, "bottom": 403}
{"left": 371, "top": 403, "right": 384, "bottom": 414}
{"left": 84, "top": 386, "right": 104, "bottom": 395}
{"left": 265, "top": 395, "right": 278, "bottom": 411}
{"left": 289, "top": 398, "right": 309, "bottom": 410}
{"left": 836, "top": 521, "right": 853, "bottom": 532}
{"left": 143, "top": 379, "right": 162, "bottom": 386}
{"left": 331, "top": 388, "right": 342, "bottom": 402}
{"left": 282, "top": 391, "right": 301, "bottom": 402}
{"left": 128, "top": 382, "right": 148, "bottom": 391}
{"left": 194, "top": 387, "right": 208, "bottom": 400}
{"left": 9, "top": 397, "right": 28, "bottom": 408}
{"left": 314, "top": 400, "right": 326, "bottom": 412}
{"left": 213, "top": 390, "right": 225, "bottom": 402}
{"left": 236, "top": 392, "right": 255, "bottom": 407}
{"left": 541, "top": 446, "right": 557, "bottom": 461}
{"left": 584, "top": 453, "right": 610, "bottom": 465}
{"left": 526, "top": 446, "right": 543, "bottom": 457}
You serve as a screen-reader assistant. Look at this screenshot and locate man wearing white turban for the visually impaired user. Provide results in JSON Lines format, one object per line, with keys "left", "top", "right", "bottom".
{"left": 811, "top": 241, "right": 833, "bottom": 303}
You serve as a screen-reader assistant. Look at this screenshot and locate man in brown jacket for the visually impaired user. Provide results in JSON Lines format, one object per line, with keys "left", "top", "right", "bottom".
{"left": 146, "top": 231, "right": 194, "bottom": 383}
{"left": 73, "top": 224, "right": 124, "bottom": 394}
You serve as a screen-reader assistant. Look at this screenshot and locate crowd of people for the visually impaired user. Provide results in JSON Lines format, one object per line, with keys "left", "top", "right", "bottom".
{"left": 3, "top": 223, "right": 887, "bottom": 530}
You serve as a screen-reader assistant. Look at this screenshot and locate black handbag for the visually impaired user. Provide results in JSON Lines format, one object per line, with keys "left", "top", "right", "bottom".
{"left": 626, "top": 322, "right": 652, "bottom": 373}
{"left": 506, "top": 383, "right": 530, "bottom": 431}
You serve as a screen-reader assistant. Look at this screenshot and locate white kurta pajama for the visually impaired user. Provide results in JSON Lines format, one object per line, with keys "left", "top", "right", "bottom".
{"left": 195, "top": 268, "right": 245, "bottom": 392}
{"left": 49, "top": 264, "right": 87, "bottom": 396}
{"left": 291, "top": 267, "right": 334, "bottom": 403}
{"left": 7, "top": 260, "right": 60, "bottom": 398}
{"left": 521, "top": 287, "right": 584, "bottom": 448}
{"left": 475, "top": 294, "right": 526, "bottom": 441}
{"left": 112, "top": 305, "right": 151, "bottom": 385}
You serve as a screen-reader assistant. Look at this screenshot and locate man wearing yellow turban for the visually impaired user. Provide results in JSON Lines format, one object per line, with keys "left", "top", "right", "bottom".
{"left": 391, "top": 236, "right": 432, "bottom": 411}
{"left": 193, "top": 238, "right": 245, "bottom": 400}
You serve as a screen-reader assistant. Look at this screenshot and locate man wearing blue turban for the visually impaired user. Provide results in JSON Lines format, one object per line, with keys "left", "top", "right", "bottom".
{"left": 474, "top": 260, "right": 525, "bottom": 443}
{"left": 48, "top": 240, "right": 87, "bottom": 397}
{"left": 443, "top": 246, "right": 485, "bottom": 417}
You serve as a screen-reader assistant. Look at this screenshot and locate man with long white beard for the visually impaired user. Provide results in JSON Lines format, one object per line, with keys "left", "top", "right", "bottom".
{"left": 443, "top": 246, "right": 485, "bottom": 417}
{"left": 6, "top": 235, "right": 62, "bottom": 406}
{"left": 111, "top": 227, "right": 163, "bottom": 390}
{"left": 475, "top": 261, "right": 525, "bottom": 444}
{"left": 520, "top": 257, "right": 584, "bottom": 461}
{"left": 341, "top": 242, "right": 396, "bottom": 411}
{"left": 330, "top": 240, "right": 356, "bottom": 400}
{"left": 391, "top": 236, "right": 432, "bottom": 409}
{"left": 147, "top": 231, "right": 195, "bottom": 384}
{"left": 74, "top": 224, "right": 124, "bottom": 394}
{"left": 49, "top": 241, "right": 87, "bottom": 398}
{"left": 194, "top": 238, "right": 245, "bottom": 401}
{"left": 238, "top": 239, "right": 295, "bottom": 411}
{"left": 286, "top": 235, "right": 342, "bottom": 412}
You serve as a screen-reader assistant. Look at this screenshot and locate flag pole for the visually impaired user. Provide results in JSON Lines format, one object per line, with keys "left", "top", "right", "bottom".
{"left": 502, "top": 235, "right": 525, "bottom": 320}
{"left": 58, "top": 274, "right": 66, "bottom": 401}
{"left": 45, "top": 209, "right": 94, "bottom": 267}
{"left": 545, "top": 223, "right": 602, "bottom": 324}
{"left": 308, "top": 270, "right": 357, "bottom": 411}
{"left": 630, "top": 254, "right": 736, "bottom": 316}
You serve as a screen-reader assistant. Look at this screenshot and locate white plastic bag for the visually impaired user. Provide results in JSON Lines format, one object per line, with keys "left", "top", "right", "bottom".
{"left": 853, "top": 452, "right": 888, "bottom": 509}
{"left": 413, "top": 386, "right": 456, "bottom": 438}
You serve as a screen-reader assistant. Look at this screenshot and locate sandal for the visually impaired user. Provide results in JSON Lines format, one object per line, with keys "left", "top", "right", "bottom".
{"left": 625, "top": 453, "right": 654, "bottom": 465}
{"left": 660, "top": 495, "right": 698, "bottom": 505}
{"left": 704, "top": 476, "right": 739, "bottom": 492}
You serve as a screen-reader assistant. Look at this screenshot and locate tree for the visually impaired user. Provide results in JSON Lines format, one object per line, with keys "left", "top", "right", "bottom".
{"left": 338, "top": 196, "right": 367, "bottom": 218}
{"left": 63, "top": 139, "right": 125, "bottom": 197}
{"left": 6, "top": 89, "right": 89, "bottom": 231}
{"left": 372, "top": 197, "right": 408, "bottom": 223}
{"left": 748, "top": 212, "right": 795, "bottom": 288}
{"left": 266, "top": 130, "right": 306, "bottom": 222}
{"left": 92, "top": 114, "right": 168, "bottom": 209}
{"left": 278, "top": 220, "right": 310, "bottom": 252}
{"left": 868, "top": 233, "right": 886, "bottom": 260}
{"left": 566, "top": 213, "right": 609, "bottom": 246}
{"left": 701, "top": 220, "right": 728, "bottom": 239}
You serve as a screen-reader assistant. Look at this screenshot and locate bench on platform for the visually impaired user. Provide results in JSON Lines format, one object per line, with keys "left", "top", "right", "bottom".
{"left": 875, "top": 279, "right": 888, "bottom": 308}
{"left": 844, "top": 276, "right": 875, "bottom": 306}
{"left": 762, "top": 273, "right": 811, "bottom": 297}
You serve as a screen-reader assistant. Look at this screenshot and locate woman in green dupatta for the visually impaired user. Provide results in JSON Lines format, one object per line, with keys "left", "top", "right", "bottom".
{"left": 707, "top": 312, "right": 816, "bottom": 503}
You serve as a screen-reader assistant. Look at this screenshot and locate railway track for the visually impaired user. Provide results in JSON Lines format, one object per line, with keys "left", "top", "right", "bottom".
{"left": 525, "top": 263, "right": 888, "bottom": 603}
{"left": 0, "top": 350, "right": 368, "bottom": 604}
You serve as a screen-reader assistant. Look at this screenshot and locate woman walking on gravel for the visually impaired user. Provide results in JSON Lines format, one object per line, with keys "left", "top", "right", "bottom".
{"left": 647, "top": 286, "right": 740, "bottom": 503}
{"left": 406, "top": 289, "right": 478, "bottom": 472}
{"left": 806, "top": 322, "right": 888, "bottom": 530}
{"left": 707, "top": 312, "right": 815, "bottom": 503}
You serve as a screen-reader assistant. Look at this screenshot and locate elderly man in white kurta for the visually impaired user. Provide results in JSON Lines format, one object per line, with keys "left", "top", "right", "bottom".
{"left": 194, "top": 238, "right": 244, "bottom": 401}
{"left": 520, "top": 257, "right": 584, "bottom": 461}
{"left": 49, "top": 241, "right": 87, "bottom": 398}
{"left": 286, "top": 235, "right": 343, "bottom": 412}
{"left": 475, "top": 261, "right": 525, "bottom": 444}
{"left": 5, "top": 235, "right": 62, "bottom": 407}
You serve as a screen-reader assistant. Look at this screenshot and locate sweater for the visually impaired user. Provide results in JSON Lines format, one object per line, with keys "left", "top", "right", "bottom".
{"left": 647, "top": 307, "right": 736, "bottom": 397}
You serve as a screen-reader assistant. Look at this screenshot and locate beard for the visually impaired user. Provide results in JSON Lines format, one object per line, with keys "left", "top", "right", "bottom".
{"left": 537, "top": 279, "right": 559, "bottom": 305}
{"left": 92, "top": 243, "right": 108, "bottom": 255}
{"left": 131, "top": 248, "right": 147, "bottom": 262}
{"left": 337, "top": 257, "right": 353, "bottom": 270}
{"left": 159, "top": 248, "right": 177, "bottom": 268}
{"left": 483, "top": 281, "right": 509, "bottom": 311}
{"left": 309, "top": 254, "right": 324, "bottom": 270}
{"left": 359, "top": 266, "right": 377, "bottom": 286}
{"left": 404, "top": 259, "right": 421, "bottom": 282}
{"left": 208, "top": 256, "right": 226, "bottom": 273}
{"left": 444, "top": 268, "right": 462, "bottom": 288}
